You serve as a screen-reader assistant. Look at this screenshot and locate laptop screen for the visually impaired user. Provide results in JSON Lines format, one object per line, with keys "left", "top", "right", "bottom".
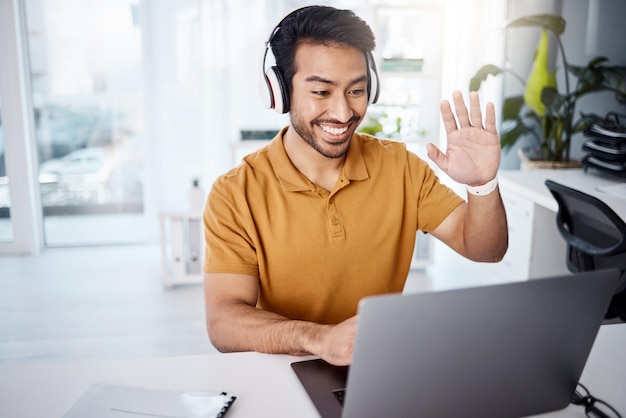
{"left": 292, "top": 270, "right": 619, "bottom": 418}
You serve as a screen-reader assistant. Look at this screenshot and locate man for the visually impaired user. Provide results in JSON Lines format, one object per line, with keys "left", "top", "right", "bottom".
{"left": 203, "top": 6, "right": 507, "bottom": 366}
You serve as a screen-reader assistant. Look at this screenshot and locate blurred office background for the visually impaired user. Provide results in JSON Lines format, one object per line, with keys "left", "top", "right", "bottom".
{"left": 0, "top": 0, "right": 508, "bottom": 250}
{"left": 0, "top": 0, "right": 625, "bottom": 362}
{"left": 3, "top": 0, "right": 624, "bottom": 251}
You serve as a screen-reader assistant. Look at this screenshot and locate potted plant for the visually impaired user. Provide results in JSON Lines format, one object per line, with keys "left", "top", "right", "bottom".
{"left": 470, "top": 14, "right": 626, "bottom": 165}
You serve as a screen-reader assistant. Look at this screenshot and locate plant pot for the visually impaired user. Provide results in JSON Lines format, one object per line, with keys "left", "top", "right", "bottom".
{"left": 517, "top": 148, "right": 581, "bottom": 170}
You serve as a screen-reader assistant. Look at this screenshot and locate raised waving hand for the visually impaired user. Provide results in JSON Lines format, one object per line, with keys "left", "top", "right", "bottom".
{"left": 426, "top": 91, "right": 500, "bottom": 187}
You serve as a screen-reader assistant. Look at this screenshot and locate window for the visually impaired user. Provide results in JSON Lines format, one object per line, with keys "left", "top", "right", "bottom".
{"left": 25, "top": 0, "right": 145, "bottom": 245}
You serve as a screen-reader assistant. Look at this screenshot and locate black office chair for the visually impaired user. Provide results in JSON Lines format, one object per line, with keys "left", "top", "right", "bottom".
{"left": 545, "top": 179, "right": 626, "bottom": 321}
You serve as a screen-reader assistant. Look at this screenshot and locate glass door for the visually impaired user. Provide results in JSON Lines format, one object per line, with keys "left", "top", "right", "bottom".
{"left": 24, "top": 0, "right": 145, "bottom": 246}
{"left": 0, "top": 100, "right": 14, "bottom": 242}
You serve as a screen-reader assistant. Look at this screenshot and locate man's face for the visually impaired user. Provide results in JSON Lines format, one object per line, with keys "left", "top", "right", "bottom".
{"left": 288, "top": 42, "right": 370, "bottom": 159}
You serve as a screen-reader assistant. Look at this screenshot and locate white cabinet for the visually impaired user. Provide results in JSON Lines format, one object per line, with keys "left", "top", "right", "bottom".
{"left": 410, "top": 231, "right": 433, "bottom": 270}
{"left": 489, "top": 187, "right": 568, "bottom": 280}
{"left": 159, "top": 211, "right": 204, "bottom": 288}
{"left": 491, "top": 189, "right": 534, "bottom": 279}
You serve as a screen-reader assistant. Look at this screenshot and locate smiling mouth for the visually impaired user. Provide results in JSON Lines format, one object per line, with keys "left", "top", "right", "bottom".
{"left": 320, "top": 124, "right": 349, "bottom": 136}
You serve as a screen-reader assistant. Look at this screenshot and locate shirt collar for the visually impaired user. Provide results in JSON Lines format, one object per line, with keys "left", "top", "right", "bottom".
{"left": 268, "top": 127, "right": 370, "bottom": 192}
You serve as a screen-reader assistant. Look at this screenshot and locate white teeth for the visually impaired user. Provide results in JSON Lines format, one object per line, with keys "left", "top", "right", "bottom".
{"left": 320, "top": 125, "right": 348, "bottom": 135}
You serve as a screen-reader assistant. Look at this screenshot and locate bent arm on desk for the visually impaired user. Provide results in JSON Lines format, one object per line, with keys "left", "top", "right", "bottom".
{"left": 204, "top": 272, "right": 356, "bottom": 366}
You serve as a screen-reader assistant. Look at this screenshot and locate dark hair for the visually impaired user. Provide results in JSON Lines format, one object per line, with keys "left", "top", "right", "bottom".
{"left": 269, "top": 6, "right": 376, "bottom": 97}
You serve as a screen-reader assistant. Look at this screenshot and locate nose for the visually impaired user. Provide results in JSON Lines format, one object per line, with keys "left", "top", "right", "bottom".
{"left": 328, "top": 94, "right": 354, "bottom": 123}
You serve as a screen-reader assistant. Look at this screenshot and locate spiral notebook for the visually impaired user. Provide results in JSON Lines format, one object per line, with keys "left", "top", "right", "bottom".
{"left": 61, "top": 383, "right": 236, "bottom": 418}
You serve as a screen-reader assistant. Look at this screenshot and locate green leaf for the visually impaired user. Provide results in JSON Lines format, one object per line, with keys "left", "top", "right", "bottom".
{"left": 570, "top": 61, "right": 626, "bottom": 101}
{"left": 572, "top": 112, "right": 605, "bottom": 133}
{"left": 540, "top": 87, "right": 565, "bottom": 117}
{"left": 469, "top": 64, "right": 504, "bottom": 92}
{"left": 505, "top": 14, "right": 566, "bottom": 36}
{"left": 541, "top": 87, "right": 559, "bottom": 107}
{"left": 588, "top": 56, "right": 609, "bottom": 67}
{"left": 500, "top": 119, "right": 533, "bottom": 152}
{"left": 523, "top": 29, "right": 557, "bottom": 116}
{"left": 502, "top": 96, "right": 524, "bottom": 120}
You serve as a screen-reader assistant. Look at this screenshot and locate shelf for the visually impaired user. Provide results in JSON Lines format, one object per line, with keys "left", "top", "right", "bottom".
{"left": 159, "top": 211, "right": 204, "bottom": 288}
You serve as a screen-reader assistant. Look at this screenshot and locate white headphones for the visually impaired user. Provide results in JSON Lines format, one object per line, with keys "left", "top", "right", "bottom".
{"left": 258, "top": 8, "right": 380, "bottom": 114}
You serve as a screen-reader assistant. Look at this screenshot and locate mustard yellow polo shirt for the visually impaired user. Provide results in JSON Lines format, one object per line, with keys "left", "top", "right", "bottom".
{"left": 204, "top": 128, "right": 463, "bottom": 324}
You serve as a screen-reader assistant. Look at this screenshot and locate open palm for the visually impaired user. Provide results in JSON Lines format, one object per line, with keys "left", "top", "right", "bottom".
{"left": 427, "top": 91, "right": 500, "bottom": 186}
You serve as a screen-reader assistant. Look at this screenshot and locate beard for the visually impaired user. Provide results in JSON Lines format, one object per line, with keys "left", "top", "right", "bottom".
{"left": 290, "top": 111, "right": 361, "bottom": 159}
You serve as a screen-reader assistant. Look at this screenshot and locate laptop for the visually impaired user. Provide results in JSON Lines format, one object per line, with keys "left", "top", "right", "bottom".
{"left": 291, "top": 270, "right": 620, "bottom": 418}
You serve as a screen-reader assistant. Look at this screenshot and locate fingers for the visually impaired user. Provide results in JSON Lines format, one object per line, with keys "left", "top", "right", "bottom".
{"left": 426, "top": 143, "right": 447, "bottom": 171}
{"left": 469, "top": 91, "right": 484, "bottom": 128}
{"left": 484, "top": 101, "right": 497, "bottom": 134}
{"left": 443, "top": 90, "right": 496, "bottom": 132}
{"left": 453, "top": 90, "right": 471, "bottom": 128}
{"left": 320, "top": 316, "right": 358, "bottom": 366}
{"left": 442, "top": 91, "right": 478, "bottom": 133}
{"left": 440, "top": 98, "right": 457, "bottom": 135}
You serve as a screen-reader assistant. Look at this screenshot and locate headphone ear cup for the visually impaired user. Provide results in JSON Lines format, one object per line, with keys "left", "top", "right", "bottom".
{"left": 265, "top": 66, "right": 290, "bottom": 114}
{"left": 367, "top": 51, "right": 380, "bottom": 105}
{"left": 366, "top": 52, "right": 380, "bottom": 105}
{"left": 367, "top": 66, "right": 379, "bottom": 105}
{"left": 259, "top": 71, "right": 274, "bottom": 110}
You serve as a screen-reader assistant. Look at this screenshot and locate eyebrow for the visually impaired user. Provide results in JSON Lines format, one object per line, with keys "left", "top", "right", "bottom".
{"left": 304, "top": 75, "right": 368, "bottom": 86}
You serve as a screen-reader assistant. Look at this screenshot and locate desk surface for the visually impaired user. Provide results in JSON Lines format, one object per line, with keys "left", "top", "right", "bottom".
{"left": 1, "top": 324, "right": 624, "bottom": 418}
{"left": 499, "top": 168, "right": 626, "bottom": 220}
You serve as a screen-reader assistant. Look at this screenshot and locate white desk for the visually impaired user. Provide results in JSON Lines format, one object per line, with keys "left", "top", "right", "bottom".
{"left": 1, "top": 324, "right": 624, "bottom": 418}
{"left": 499, "top": 169, "right": 626, "bottom": 220}
{"left": 493, "top": 169, "right": 625, "bottom": 280}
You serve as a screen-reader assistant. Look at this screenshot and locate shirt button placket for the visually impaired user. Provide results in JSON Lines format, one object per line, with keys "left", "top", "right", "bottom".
{"left": 327, "top": 195, "right": 344, "bottom": 238}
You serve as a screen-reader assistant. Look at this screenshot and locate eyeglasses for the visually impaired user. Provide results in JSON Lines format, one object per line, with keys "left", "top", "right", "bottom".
{"left": 571, "top": 383, "right": 622, "bottom": 418}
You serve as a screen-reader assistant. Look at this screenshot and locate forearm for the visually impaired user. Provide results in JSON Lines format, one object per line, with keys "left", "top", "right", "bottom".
{"left": 207, "top": 301, "right": 330, "bottom": 357}
{"left": 204, "top": 272, "right": 355, "bottom": 365}
{"left": 463, "top": 186, "right": 508, "bottom": 262}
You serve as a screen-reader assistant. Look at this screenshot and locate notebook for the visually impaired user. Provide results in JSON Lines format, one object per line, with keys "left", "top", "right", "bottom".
{"left": 291, "top": 270, "right": 619, "bottom": 418}
{"left": 61, "top": 384, "right": 236, "bottom": 418}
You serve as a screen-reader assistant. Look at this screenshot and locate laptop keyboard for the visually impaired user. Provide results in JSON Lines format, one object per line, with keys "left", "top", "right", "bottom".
{"left": 332, "top": 389, "right": 346, "bottom": 406}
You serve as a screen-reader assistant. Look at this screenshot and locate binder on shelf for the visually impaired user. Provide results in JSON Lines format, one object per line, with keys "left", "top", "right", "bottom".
{"left": 170, "top": 217, "right": 186, "bottom": 277}
{"left": 160, "top": 211, "right": 204, "bottom": 287}
{"left": 187, "top": 218, "right": 202, "bottom": 274}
